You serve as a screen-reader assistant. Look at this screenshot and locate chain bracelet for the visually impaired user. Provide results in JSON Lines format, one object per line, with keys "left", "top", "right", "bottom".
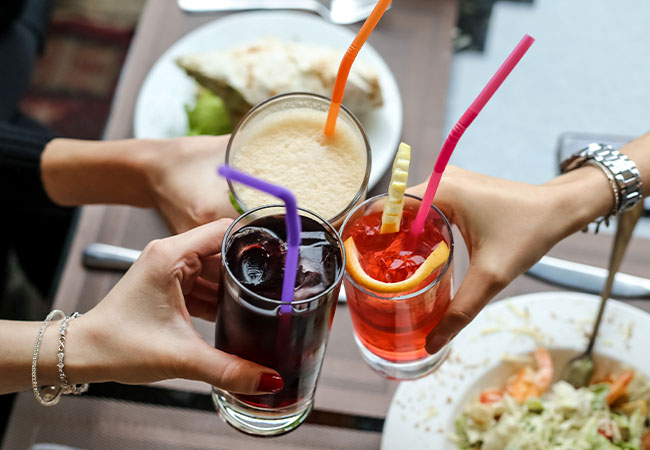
{"left": 32, "top": 309, "right": 66, "bottom": 406}
{"left": 57, "top": 312, "right": 89, "bottom": 395}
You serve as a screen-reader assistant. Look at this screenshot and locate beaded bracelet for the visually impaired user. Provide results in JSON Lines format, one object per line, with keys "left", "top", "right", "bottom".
{"left": 57, "top": 312, "right": 89, "bottom": 395}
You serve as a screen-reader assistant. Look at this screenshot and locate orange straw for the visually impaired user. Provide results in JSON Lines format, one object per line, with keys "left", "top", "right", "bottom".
{"left": 324, "top": 0, "right": 392, "bottom": 136}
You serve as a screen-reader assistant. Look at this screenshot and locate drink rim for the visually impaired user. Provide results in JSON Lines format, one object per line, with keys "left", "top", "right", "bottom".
{"left": 221, "top": 203, "right": 346, "bottom": 306}
{"left": 339, "top": 193, "right": 455, "bottom": 300}
{"left": 225, "top": 91, "right": 372, "bottom": 224}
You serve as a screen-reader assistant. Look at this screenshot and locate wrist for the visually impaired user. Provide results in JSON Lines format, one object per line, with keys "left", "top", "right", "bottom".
{"left": 62, "top": 312, "right": 112, "bottom": 385}
{"left": 545, "top": 165, "right": 615, "bottom": 236}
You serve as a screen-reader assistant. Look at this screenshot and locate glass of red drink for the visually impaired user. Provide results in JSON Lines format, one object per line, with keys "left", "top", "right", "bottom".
{"left": 212, "top": 205, "right": 345, "bottom": 436}
{"left": 340, "top": 193, "right": 454, "bottom": 380}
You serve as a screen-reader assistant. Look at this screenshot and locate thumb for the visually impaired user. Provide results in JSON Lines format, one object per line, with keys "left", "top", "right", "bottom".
{"left": 185, "top": 344, "right": 283, "bottom": 395}
{"left": 425, "top": 263, "right": 506, "bottom": 354}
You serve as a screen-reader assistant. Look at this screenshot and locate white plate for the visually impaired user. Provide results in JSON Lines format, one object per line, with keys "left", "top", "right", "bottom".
{"left": 134, "top": 11, "right": 403, "bottom": 190}
{"left": 381, "top": 292, "right": 650, "bottom": 450}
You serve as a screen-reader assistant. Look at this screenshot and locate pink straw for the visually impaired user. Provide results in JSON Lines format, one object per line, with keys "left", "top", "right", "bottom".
{"left": 410, "top": 34, "right": 535, "bottom": 237}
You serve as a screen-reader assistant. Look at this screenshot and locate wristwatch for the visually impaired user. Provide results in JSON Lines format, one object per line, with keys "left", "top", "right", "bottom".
{"left": 560, "top": 143, "right": 643, "bottom": 230}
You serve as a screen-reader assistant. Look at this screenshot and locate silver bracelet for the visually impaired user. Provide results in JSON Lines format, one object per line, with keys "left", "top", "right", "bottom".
{"left": 560, "top": 143, "right": 644, "bottom": 233}
{"left": 57, "top": 312, "right": 89, "bottom": 395}
{"left": 32, "top": 309, "right": 66, "bottom": 406}
{"left": 585, "top": 159, "right": 620, "bottom": 232}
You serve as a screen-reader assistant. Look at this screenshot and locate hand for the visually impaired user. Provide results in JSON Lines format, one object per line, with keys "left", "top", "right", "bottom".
{"left": 147, "top": 135, "right": 238, "bottom": 233}
{"left": 42, "top": 136, "right": 238, "bottom": 233}
{"left": 408, "top": 165, "right": 612, "bottom": 354}
{"left": 66, "top": 219, "right": 283, "bottom": 394}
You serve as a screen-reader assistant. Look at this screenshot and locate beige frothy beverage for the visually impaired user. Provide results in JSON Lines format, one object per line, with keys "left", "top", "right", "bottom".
{"left": 229, "top": 95, "right": 369, "bottom": 222}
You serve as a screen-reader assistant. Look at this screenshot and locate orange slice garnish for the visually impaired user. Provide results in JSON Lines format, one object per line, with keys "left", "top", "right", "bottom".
{"left": 344, "top": 237, "right": 449, "bottom": 293}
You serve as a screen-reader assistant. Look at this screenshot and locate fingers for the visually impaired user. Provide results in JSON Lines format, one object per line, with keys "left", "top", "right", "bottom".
{"left": 165, "top": 219, "right": 233, "bottom": 259}
{"left": 425, "top": 264, "right": 506, "bottom": 354}
{"left": 186, "top": 344, "right": 283, "bottom": 395}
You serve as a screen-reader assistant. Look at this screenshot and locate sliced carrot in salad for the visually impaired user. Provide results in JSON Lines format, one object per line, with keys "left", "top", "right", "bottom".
{"left": 606, "top": 369, "right": 635, "bottom": 406}
{"left": 642, "top": 430, "right": 650, "bottom": 450}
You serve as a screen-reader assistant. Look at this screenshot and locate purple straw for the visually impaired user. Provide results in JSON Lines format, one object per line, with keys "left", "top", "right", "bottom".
{"left": 217, "top": 165, "right": 301, "bottom": 307}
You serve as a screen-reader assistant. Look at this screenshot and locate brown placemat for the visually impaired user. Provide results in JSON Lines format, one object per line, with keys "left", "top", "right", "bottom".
{"left": 2, "top": 393, "right": 381, "bottom": 450}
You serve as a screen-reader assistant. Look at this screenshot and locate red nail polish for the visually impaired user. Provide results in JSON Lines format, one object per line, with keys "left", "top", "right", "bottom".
{"left": 257, "top": 373, "right": 284, "bottom": 393}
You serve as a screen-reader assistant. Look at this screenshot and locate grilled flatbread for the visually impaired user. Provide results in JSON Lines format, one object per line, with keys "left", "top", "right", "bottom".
{"left": 176, "top": 38, "right": 383, "bottom": 123}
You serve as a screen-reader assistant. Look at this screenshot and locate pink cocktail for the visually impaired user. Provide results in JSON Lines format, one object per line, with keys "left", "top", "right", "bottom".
{"left": 340, "top": 193, "right": 453, "bottom": 379}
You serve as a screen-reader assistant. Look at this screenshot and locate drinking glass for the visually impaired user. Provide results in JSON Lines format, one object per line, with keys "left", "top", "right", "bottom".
{"left": 212, "top": 205, "right": 345, "bottom": 436}
{"left": 340, "top": 193, "right": 454, "bottom": 380}
{"left": 225, "top": 92, "right": 371, "bottom": 227}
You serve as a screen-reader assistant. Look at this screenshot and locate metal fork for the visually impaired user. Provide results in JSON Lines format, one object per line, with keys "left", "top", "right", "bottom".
{"left": 177, "top": 0, "right": 382, "bottom": 25}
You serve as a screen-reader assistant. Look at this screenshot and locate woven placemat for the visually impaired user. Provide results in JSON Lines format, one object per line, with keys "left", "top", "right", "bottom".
{"left": 2, "top": 393, "right": 381, "bottom": 450}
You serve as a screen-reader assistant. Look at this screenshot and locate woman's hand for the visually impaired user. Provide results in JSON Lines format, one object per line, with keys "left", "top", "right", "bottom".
{"left": 408, "top": 164, "right": 614, "bottom": 354}
{"left": 42, "top": 135, "right": 238, "bottom": 234}
{"left": 145, "top": 135, "right": 238, "bottom": 233}
{"left": 65, "top": 219, "right": 283, "bottom": 394}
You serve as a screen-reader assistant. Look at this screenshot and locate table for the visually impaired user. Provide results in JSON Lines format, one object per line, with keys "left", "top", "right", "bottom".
{"left": 2, "top": 1, "right": 458, "bottom": 448}
{"left": 5, "top": 1, "right": 650, "bottom": 448}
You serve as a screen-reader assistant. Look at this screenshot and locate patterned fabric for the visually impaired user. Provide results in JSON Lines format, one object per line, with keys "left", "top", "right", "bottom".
{"left": 19, "top": 13, "right": 136, "bottom": 139}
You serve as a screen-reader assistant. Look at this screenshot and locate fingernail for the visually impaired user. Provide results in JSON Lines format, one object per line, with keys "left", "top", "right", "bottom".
{"left": 425, "top": 335, "right": 449, "bottom": 355}
{"left": 257, "top": 373, "right": 284, "bottom": 393}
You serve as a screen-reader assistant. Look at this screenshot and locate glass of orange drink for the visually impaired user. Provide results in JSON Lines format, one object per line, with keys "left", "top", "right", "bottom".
{"left": 340, "top": 193, "right": 453, "bottom": 380}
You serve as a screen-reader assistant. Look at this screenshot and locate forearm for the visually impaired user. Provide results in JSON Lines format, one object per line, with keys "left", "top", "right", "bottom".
{"left": 0, "top": 315, "right": 108, "bottom": 395}
{"left": 41, "top": 138, "right": 158, "bottom": 207}
{"left": 1, "top": 320, "right": 62, "bottom": 395}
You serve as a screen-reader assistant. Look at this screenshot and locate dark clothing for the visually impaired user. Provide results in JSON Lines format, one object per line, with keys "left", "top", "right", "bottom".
{"left": 0, "top": 119, "right": 55, "bottom": 212}
{"left": 0, "top": 0, "right": 73, "bottom": 301}
{"left": 0, "top": 0, "right": 51, "bottom": 120}
{"left": 0, "top": 2, "right": 27, "bottom": 32}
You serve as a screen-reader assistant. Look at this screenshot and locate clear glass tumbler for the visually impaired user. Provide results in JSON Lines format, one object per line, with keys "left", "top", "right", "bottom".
{"left": 225, "top": 92, "right": 371, "bottom": 227}
{"left": 340, "top": 193, "right": 454, "bottom": 380}
{"left": 212, "top": 204, "right": 345, "bottom": 436}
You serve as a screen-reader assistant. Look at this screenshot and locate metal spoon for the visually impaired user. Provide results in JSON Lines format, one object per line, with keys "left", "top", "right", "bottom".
{"left": 560, "top": 202, "right": 644, "bottom": 388}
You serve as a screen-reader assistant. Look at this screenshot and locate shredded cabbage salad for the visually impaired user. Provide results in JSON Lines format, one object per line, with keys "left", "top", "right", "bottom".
{"left": 454, "top": 350, "right": 650, "bottom": 450}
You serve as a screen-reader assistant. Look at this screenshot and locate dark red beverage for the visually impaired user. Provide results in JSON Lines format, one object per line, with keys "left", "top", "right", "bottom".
{"left": 215, "top": 213, "right": 343, "bottom": 410}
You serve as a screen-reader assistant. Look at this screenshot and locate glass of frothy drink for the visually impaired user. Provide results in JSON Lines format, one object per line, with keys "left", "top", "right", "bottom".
{"left": 225, "top": 93, "right": 371, "bottom": 227}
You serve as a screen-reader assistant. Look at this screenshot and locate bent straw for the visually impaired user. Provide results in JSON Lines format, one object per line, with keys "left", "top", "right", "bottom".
{"left": 410, "top": 34, "right": 535, "bottom": 237}
{"left": 218, "top": 165, "right": 301, "bottom": 307}
{"left": 324, "top": 0, "right": 392, "bottom": 136}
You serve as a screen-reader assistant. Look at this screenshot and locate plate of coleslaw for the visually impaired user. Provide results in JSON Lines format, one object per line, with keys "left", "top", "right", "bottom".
{"left": 381, "top": 292, "right": 650, "bottom": 450}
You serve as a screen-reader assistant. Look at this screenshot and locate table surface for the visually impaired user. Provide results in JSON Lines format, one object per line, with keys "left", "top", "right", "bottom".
{"left": 5, "top": 1, "right": 650, "bottom": 449}
{"left": 3, "top": 1, "right": 458, "bottom": 449}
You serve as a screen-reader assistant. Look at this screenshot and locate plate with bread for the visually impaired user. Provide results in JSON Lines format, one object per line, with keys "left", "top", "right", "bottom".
{"left": 134, "top": 11, "right": 403, "bottom": 189}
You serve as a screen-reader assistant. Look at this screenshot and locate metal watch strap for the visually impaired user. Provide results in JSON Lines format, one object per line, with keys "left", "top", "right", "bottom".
{"left": 560, "top": 143, "right": 644, "bottom": 229}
